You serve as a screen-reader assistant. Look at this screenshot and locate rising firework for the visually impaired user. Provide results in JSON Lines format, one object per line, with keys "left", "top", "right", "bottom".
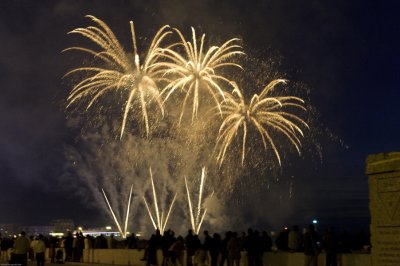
{"left": 143, "top": 168, "right": 177, "bottom": 235}
{"left": 101, "top": 184, "right": 133, "bottom": 239}
{"left": 158, "top": 27, "right": 243, "bottom": 122}
{"left": 185, "top": 167, "right": 213, "bottom": 234}
{"left": 215, "top": 79, "right": 309, "bottom": 166}
{"left": 64, "top": 15, "right": 171, "bottom": 138}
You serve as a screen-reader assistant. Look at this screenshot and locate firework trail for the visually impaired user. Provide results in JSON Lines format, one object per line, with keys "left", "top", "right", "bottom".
{"left": 158, "top": 27, "right": 243, "bottom": 123}
{"left": 64, "top": 15, "right": 171, "bottom": 138}
{"left": 101, "top": 184, "right": 133, "bottom": 238}
{"left": 215, "top": 79, "right": 309, "bottom": 166}
{"left": 143, "top": 168, "right": 177, "bottom": 235}
{"left": 185, "top": 167, "right": 213, "bottom": 234}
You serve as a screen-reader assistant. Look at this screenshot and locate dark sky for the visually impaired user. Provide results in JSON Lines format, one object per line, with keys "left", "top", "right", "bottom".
{"left": 0, "top": 0, "right": 399, "bottom": 232}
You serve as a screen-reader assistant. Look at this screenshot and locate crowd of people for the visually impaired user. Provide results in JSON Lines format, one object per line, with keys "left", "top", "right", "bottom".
{"left": 0, "top": 225, "right": 370, "bottom": 266}
{"left": 139, "top": 225, "right": 370, "bottom": 266}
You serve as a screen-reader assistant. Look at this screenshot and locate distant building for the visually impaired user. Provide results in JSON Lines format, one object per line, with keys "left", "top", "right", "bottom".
{"left": 17, "top": 219, "right": 75, "bottom": 237}
{"left": 18, "top": 225, "right": 54, "bottom": 236}
{"left": 50, "top": 219, "right": 74, "bottom": 234}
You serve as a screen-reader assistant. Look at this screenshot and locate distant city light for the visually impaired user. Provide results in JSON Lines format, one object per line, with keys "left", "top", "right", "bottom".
{"left": 106, "top": 226, "right": 112, "bottom": 230}
{"left": 312, "top": 219, "right": 318, "bottom": 224}
{"left": 50, "top": 232, "right": 64, "bottom": 237}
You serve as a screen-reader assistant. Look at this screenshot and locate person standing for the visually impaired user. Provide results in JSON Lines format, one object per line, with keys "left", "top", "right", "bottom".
{"left": 288, "top": 225, "right": 301, "bottom": 252}
{"left": 203, "top": 230, "right": 212, "bottom": 260}
{"left": 219, "top": 231, "right": 232, "bottom": 266}
{"left": 146, "top": 234, "right": 160, "bottom": 266}
{"left": 31, "top": 235, "right": 46, "bottom": 266}
{"left": 13, "top": 231, "right": 31, "bottom": 266}
{"left": 227, "top": 232, "right": 242, "bottom": 266}
{"left": 1, "top": 236, "right": 10, "bottom": 262}
{"left": 168, "top": 236, "right": 185, "bottom": 266}
{"left": 322, "top": 227, "right": 338, "bottom": 266}
{"left": 64, "top": 232, "right": 73, "bottom": 261}
{"left": 209, "top": 233, "right": 221, "bottom": 266}
{"left": 303, "top": 225, "right": 320, "bottom": 266}
{"left": 185, "top": 230, "right": 199, "bottom": 266}
{"left": 244, "top": 229, "right": 255, "bottom": 266}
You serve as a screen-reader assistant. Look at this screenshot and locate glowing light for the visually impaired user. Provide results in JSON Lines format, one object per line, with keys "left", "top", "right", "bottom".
{"left": 184, "top": 167, "right": 213, "bottom": 234}
{"left": 159, "top": 27, "right": 243, "bottom": 123}
{"left": 49, "top": 232, "right": 65, "bottom": 237}
{"left": 215, "top": 79, "right": 309, "bottom": 166}
{"left": 101, "top": 184, "right": 133, "bottom": 238}
{"left": 143, "top": 168, "right": 177, "bottom": 235}
{"left": 64, "top": 15, "right": 171, "bottom": 138}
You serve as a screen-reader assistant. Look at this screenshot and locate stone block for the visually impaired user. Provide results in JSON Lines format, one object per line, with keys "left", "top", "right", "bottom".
{"left": 367, "top": 151, "right": 400, "bottom": 266}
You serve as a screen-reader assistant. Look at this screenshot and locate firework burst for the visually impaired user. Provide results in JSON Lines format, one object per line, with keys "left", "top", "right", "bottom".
{"left": 215, "top": 79, "right": 309, "bottom": 166}
{"left": 64, "top": 15, "right": 171, "bottom": 138}
{"left": 158, "top": 27, "right": 243, "bottom": 122}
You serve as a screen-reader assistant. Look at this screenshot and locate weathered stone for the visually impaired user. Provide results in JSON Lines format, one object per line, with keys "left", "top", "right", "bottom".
{"left": 366, "top": 152, "right": 400, "bottom": 175}
{"left": 367, "top": 152, "right": 400, "bottom": 266}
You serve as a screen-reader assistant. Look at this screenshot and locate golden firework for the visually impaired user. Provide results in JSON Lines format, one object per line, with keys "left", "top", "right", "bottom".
{"left": 158, "top": 27, "right": 243, "bottom": 122}
{"left": 64, "top": 15, "right": 171, "bottom": 138}
{"left": 216, "top": 79, "right": 309, "bottom": 166}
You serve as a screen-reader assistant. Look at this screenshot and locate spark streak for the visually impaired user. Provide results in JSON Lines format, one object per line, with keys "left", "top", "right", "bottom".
{"left": 101, "top": 184, "right": 133, "bottom": 238}
{"left": 143, "top": 168, "right": 177, "bottom": 235}
{"left": 185, "top": 167, "right": 213, "bottom": 234}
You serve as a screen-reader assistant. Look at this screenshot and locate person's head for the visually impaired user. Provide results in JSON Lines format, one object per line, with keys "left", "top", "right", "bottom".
{"left": 20, "top": 231, "right": 26, "bottom": 236}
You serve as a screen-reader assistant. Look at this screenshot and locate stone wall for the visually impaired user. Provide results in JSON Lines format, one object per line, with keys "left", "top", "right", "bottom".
{"left": 80, "top": 249, "right": 370, "bottom": 266}
{"left": 366, "top": 152, "right": 400, "bottom": 266}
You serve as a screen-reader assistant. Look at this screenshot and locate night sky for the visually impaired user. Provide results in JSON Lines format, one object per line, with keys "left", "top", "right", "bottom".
{"left": 0, "top": 0, "right": 399, "bottom": 233}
